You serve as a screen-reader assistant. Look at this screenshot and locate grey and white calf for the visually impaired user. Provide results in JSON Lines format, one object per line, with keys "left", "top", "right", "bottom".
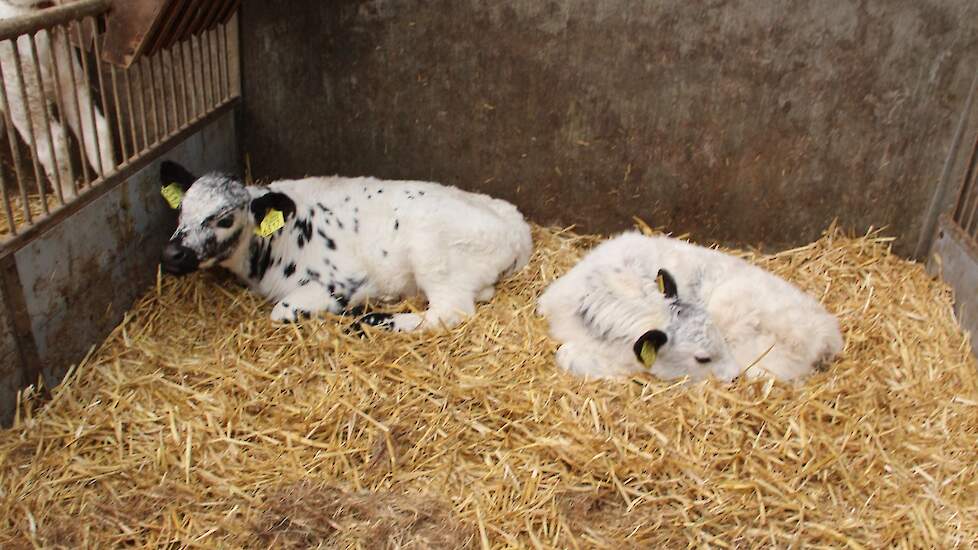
{"left": 538, "top": 232, "right": 844, "bottom": 383}
{"left": 159, "top": 161, "right": 533, "bottom": 330}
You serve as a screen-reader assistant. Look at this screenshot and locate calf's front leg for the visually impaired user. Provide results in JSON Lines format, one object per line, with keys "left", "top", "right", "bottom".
{"left": 271, "top": 284, "right": 342, "bottom": 323}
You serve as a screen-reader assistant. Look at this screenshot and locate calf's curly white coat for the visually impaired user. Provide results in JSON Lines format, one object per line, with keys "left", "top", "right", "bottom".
{"left": 538, "top": 232, "right": 843, "bottom": 382}
{"left": 159, "top": 161, "right": 532, "bottom": 330}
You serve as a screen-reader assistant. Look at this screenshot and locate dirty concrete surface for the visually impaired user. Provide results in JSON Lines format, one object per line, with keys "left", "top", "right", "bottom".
{"left": 0, "top": 112, "right": 238, "bottom": 424}
{"left": 240, "top": 0, "right": 978, "bottom": 256}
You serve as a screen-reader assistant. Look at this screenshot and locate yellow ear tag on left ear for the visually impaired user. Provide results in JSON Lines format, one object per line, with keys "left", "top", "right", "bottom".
{"left": 656, "top": 273, "right": 666, "bottom": 294}
{"left": 161, "top": 183, "right": 184, "bottom": 209}
{"left": 640, "top": 341, "right": 658, "bottom": 368}
{"left": 255, "top": 209, "right": 285, "bottom": 237}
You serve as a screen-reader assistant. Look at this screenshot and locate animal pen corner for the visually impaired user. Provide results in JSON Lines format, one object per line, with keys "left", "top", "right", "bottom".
{"left": 0, "top": 0, "right": 241, "bottom": 425}
{"left": 0, "top": 2, "right": 976, "bottom": 547}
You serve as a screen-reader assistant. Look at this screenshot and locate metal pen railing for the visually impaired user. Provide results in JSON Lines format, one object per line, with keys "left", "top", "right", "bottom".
{"left": 0, "top": 0, "right": 239, "bottom": 240}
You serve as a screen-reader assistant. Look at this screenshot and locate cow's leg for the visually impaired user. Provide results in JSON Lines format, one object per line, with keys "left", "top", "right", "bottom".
{"left": 1, "top": 40, "right": 55, "bottom": 191}
{"left": 554, "top": 341, "right": 638, "bottom": 379}
{"left": 360, "top": 284, "right": 477, "bottom": 332}
{"left": 33, "top": 116, "right": 74, "bottom": 199}
{"left": 51, "top": 33, "right": 115, "bottom": 178}
{"left": 271, "top": 284, "right": 341, "bottom": 323}
{"left": 475, "top": 285, "right": 495, "bottom": 303}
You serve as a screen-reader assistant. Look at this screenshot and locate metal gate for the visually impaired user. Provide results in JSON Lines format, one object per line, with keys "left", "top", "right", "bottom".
{"left": 0, "top": 0, "right": 239, "bottom": 245}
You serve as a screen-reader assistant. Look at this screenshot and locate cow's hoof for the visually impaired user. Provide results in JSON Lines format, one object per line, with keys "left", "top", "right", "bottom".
{"left": 347, "top": 312, "right": 395, "bottom": 336}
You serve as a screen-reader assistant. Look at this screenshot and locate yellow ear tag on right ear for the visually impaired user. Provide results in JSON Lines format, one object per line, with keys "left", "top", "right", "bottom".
{"left": 656, "top": 273, "right": 666, "bottom": 294}
{"left": 640, "top": 341, "right": 658, "bottom": 368}
{"left": 161, "top": 183, "right": 184, "bottom": 209}
{"left": 255, "top": 209, "right": 285, "bottom": 237}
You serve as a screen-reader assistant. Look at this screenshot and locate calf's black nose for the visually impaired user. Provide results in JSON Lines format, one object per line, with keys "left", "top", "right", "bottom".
{"left": 161, "top": 242, "right": 199, "bottom": 275}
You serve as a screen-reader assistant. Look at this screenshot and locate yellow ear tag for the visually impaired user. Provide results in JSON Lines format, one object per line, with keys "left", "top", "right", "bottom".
{"left": 161, "top": 183, "right": 184, "bottom": 209}
{"left": 640, "top": 341, "right": 658, "bottom": 368}
{"left": 656, "top": 273, "right": 666, "bottom": 294}
{"left": 255, "top": 209, "right": 285, "bottom": 237}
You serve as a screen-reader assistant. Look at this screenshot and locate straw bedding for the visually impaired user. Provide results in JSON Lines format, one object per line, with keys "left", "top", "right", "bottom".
{"left": 1, "top": 224, "right": 976, "bottom": 548}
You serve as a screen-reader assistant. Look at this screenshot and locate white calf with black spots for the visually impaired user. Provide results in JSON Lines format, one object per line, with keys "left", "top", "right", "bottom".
{"left": 159, "top": 161, "right": 533, "bottom": 331}
{"left": 537, "top": 232, "right": 844, "bottom": 383}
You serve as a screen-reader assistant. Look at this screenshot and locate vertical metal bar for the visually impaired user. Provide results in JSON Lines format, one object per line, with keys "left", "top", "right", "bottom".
{"left": 180, "top": 38, "right": 197, "bottom": 119}
{"left": 60, "top": 25, "right": 90, "bottom": 187}
{"left": 0, "top": 43, "right": 32, "bottom": 224}
{"left": 151, "top": 54, "right": 168, "bottom": 137}
{"left": 143, "top": 57, "right": 160, "bottom": 145}
{"left": 27, "top": 32, "right": 62, "bottom": 206}
{"left": 192, "top": 35, "right": 203, "bottom": 117}
{"left": 192, "top": 34, "right": 207, "bottom": 112}
{"left": 131, "top": 59, "right": 148, "bottom": 151}
{"left": 122, "top": 63, "right": 141, "bottom": 154}
{"left": 228, "top": 12, "right": 240, "bottom": 97}
{"left": 0, "top": 166, "right": 15, "bottom": 234}
{"left": 9, "top": 35, "right": 48, "bottom": 215}
{"left": 164, "top": 48, "right": 178, "bottom": 132}
{"left": 200, "top": 31, "right": 210, "bottom": 109}
{"left": 205, "top": 28, "right": 218, "bottom": 107}
{"left": 217, "top": 26, "right": 228, "bottom": 101}
{"left": 171, "top": 46, "right": 187, "bottom": 127}
{"left": 161, "top": 53, "right": 171, "bottom": 134}
{"left": 71, "top": 20, "right": 104, "bottom": 180}
{"left": 221, "top": 22, "right": 231, "bottom": 100}
{"left": 108, "top": 64, "right": 127, "bottom": 161}
{"left": 189, "top": 34, "right": 201, "bottom": 112}
{"left": 88, "top": 16, "right": 112, "bottom": 174}
{"left": 202, "top": 28, "right": 213, "bottom": 106}
{"left": 215, "top": 24, "right": 226, "bottom": 101}
{"left": 212, "top": 28, "right": 222, "bottom": 103}
{"left": 43, "top": 27, "right": 76, "bottom": 197}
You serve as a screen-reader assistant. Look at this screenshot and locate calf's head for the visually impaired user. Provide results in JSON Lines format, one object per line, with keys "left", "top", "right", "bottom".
{"left": 159, "top": 160, "right": 294, "bottom": 275}
{"left": 633, "top": 269, "right": 741, "bottom": 383}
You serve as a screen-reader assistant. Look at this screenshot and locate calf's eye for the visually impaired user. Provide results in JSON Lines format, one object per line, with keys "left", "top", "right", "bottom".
{"left": 695, "top": 356, "right": 712, "bottom": 364}
{"left": 216, "top": 215, "right": 235, "bottom": 228}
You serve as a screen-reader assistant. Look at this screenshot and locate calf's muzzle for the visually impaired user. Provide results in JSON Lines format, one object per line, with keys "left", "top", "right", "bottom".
{"left": 161, "top": 241, "right": 199, "bottom": 275}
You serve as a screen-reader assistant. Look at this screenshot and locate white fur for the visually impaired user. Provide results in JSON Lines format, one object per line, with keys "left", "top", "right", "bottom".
{"left": 170, "top": 172, "right": 533, "bottom": 331}
{"left": 0, "top": 1, "right": 115, "bottom": 198}
{"left": 538, "top": 232, "right": 844, "bottom": 383}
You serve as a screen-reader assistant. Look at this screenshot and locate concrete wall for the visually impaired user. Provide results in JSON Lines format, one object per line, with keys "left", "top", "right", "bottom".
{"left": 240, "top": 0, "right": 978, "bottom": 255}
{"left": 0, "top": 110, "right": 237, "bottom": 425}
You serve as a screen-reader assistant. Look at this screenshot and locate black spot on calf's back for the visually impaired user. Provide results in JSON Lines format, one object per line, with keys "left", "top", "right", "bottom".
{"left": 316, "top": 229, "right": 336, "bottom": 250}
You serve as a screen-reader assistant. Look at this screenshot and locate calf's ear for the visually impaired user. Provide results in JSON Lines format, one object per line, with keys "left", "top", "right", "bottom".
{"left": 250, "top": 191, "right": 296, "bottom": 224}
{"left": 160, "top": 160, "right": 197, "bottom": 191}
{"left": 633, "top": 329, "right": 668, "bottom": 367}
{"left": 656, "top": 269, "right": 679, "bottom": 300}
